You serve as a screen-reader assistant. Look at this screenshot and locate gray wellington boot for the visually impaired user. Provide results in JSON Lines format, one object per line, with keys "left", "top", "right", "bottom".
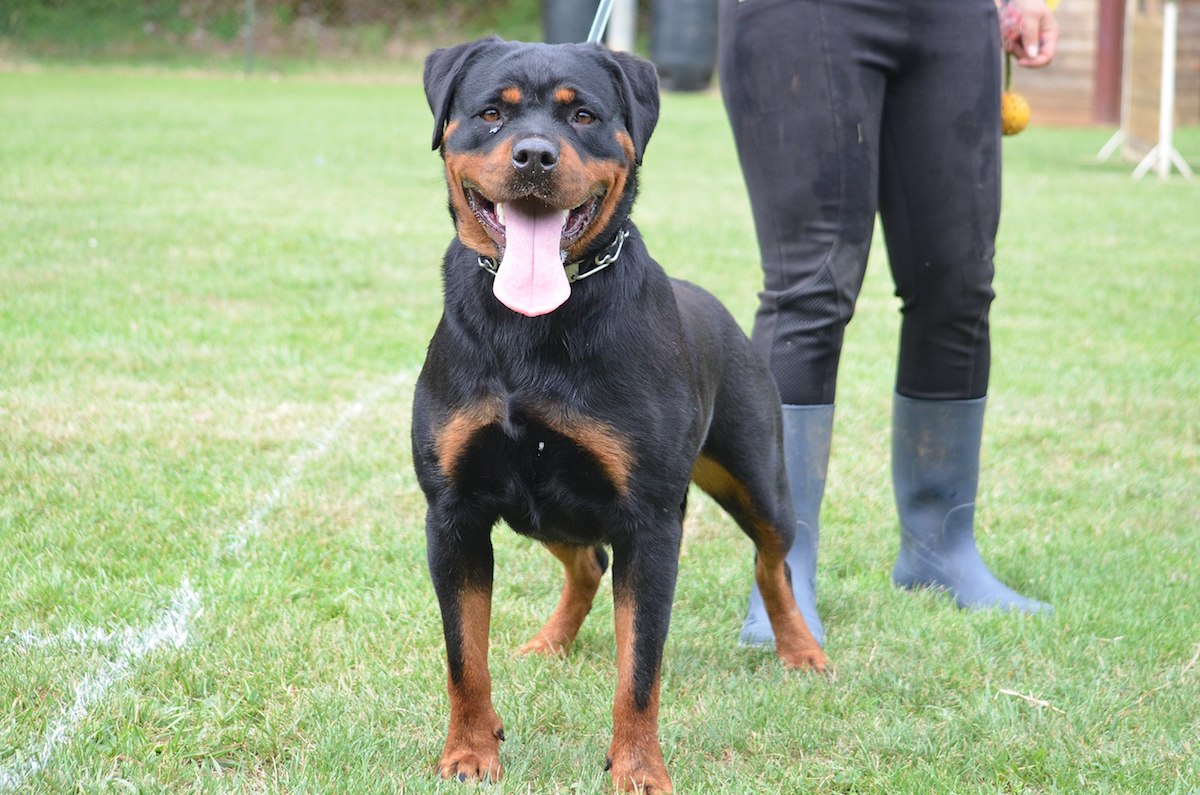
{"left": 891, "top": 393, "right": 1049, "bottom": 613}
{"left": 740, "top": 403, "right": 834, "bottom": 648}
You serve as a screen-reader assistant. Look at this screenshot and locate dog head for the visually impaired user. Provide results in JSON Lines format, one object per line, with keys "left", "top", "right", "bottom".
{"left": 424, "top": 38, "right": 660, "bottom": 316}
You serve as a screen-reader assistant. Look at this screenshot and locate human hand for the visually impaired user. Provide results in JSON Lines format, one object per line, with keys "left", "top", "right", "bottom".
{"left": 998, "top": 0, "right": 1058, "bottom": 68}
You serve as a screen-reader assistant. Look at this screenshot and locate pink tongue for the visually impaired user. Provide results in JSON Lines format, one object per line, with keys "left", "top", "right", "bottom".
{"left": 493, "top": 199, "right": 570, "bottom": 317}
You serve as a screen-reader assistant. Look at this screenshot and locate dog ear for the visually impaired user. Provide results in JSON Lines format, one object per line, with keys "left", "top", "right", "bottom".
{"left": 424, "top": 37, "right": 501, "bottom": 151}
{"left": 601, "top": 49, "right": 660, "bottom": 165}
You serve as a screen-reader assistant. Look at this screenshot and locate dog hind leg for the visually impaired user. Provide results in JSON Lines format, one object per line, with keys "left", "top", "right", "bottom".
{"left": 692, "top": 447, "right": 826, "bottom": 672}
{"left": 519, "top": 542, "right": 608, "bottom": 656}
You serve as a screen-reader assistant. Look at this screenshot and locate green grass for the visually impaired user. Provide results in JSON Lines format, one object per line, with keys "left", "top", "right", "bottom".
{"left": 2, "top": 63, "right": 1199, "bottom": 793}
{"left": 0, "top": 0, "right": 545, "bottom": 68}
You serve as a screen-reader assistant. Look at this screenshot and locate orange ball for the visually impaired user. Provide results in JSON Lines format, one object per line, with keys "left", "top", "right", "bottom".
{"left": 1001, "top": 91, "right": 1031, "bottom": 136}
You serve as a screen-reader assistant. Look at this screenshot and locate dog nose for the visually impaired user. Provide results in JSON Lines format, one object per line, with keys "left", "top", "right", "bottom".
{"left": 511, "top": 137, "right": 559, "bottom": 177}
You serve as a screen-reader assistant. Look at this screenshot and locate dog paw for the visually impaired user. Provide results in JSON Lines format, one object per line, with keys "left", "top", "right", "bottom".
{"left": 606, "top": 750, "right": 672, "bottom": 793}
{"left": 517, "top": 633, "right": 570, "bottom": 657}
{"left": 609, "top": 765, "right": 673, "bottom": 793}
{"left": 779, "top": 644, "right": 827, "bottom": 674}
{"left": 437, "top": 751, "right": 503, "bottom": 784}
{"left": 437, "top": 724, "right": 505, "bottom": 783}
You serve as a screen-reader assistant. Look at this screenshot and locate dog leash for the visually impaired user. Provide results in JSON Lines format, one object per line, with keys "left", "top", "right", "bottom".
{"left": 587, "top": 0, "right": 616, "bottom": 44}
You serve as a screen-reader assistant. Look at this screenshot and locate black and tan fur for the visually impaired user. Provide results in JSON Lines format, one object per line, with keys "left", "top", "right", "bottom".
{"left": 412, "top": 38, "right": 825, "bottom": 794}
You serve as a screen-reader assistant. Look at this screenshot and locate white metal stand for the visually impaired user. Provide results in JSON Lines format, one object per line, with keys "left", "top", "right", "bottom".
{"left": 1131, "top": 0, "right": 1195, "bottom": 180}
{"left": 1096, "top": 129, "right": 1127, "bottom": 161}
{"left": 1096, "top": 0, "right": 1133, "bottom": 162}
{"left": 606, "top": 0, "right": 636, "bottom": 52}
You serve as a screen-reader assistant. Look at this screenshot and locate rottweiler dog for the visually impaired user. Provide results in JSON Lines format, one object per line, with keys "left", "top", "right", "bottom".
{"left": 413, "top": 37, "right": 826, "bottom": 794}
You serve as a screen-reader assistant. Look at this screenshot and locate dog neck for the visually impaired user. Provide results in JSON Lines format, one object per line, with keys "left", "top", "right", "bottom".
{"left": 475, "top": 227, "right": 630, "bottom": 284}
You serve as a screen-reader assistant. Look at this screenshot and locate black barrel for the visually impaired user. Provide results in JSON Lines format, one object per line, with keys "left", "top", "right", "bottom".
{"left": 651, "top": 0, "right": 718, "bottom": 91}
{"left": 542, "top": 0, "right": 601, "bottom": 43}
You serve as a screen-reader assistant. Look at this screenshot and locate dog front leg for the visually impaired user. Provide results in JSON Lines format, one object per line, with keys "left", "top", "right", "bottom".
{"left": 606, "top": 528, "right": 679, "bottom": 794}
{"left": 426, "top": 511, "right": 504, "bottom": 782}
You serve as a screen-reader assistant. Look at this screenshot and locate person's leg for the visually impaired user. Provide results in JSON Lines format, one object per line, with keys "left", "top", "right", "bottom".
{"left": 880, "top": 0, "right": 1000, "bottom": 403}
{"left": 877, "top": 0, "right": 1048, "bottom": 612}
{"left": 890, "top": 394, "right": 1048, "bottom": 611}
{"left": 719, "top": 0, "right": 903, "bottom": 644}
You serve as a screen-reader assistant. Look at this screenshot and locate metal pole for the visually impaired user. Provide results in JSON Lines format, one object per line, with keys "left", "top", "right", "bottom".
{"left": 244, "top": 0, "right": 256, "bottom": 74}
{"left": 587, "top": 0, "right": 616, "bottom": 44}
{"left": 1096, "top": 0, "right": 1132, "bottom": 161}
{"left": 1156, "top": 0, "right": 1176, "bottom": 179}
{"left": 607, "top": 0, "right": 636, "bottom": 52}
{"left": 1132, "top": 0, "right": 1194, "bottom": 180}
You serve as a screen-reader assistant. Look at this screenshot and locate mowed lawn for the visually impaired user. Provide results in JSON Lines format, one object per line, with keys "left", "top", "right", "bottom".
{"left": 1, "top": 65, "right": 1198, "bottom": 793}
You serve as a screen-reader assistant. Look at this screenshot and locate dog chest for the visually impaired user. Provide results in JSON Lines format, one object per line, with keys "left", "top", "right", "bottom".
{"left": 426, "top": 396, "right": 637, "bottom": 540}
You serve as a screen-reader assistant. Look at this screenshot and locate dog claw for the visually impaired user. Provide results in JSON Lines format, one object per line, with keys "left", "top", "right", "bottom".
{"left": 437, "top": 739, "right": 504, "bottom": 785}
{"left": 604, "top": 755, "right": 613, "bottom": 772}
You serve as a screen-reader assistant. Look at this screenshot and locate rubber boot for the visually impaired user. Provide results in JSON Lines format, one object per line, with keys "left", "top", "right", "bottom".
{"left": 740, "top": 404, "right": 834, "bottom": 648}
{"left": 891, "top": 393, "right": 1049, "bottom": 613}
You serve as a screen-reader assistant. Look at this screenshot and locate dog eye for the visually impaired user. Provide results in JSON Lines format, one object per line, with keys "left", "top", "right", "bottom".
{"left": 480, "top": 108, "right": 502, "bottom": 123}
{"left": 573, "top": 109, "right": 596, "bottom": 125}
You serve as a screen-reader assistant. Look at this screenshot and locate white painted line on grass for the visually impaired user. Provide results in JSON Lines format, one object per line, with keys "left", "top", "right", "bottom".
{"left": 5, "top": 624, "right": 148, "bottom": 652}
{"left": 0, "top": 582, "right": 200, "bottom": 790}
{"left": 221, "top": 373, "right": 410, "bottom": 556}
{"left": 0, "top": 373, "right": 412, "bottom": 790}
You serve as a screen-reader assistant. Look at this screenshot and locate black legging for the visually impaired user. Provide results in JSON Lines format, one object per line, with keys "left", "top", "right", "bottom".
{"left": 719, "top": 0, "right": 1002, "bottom": 404}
